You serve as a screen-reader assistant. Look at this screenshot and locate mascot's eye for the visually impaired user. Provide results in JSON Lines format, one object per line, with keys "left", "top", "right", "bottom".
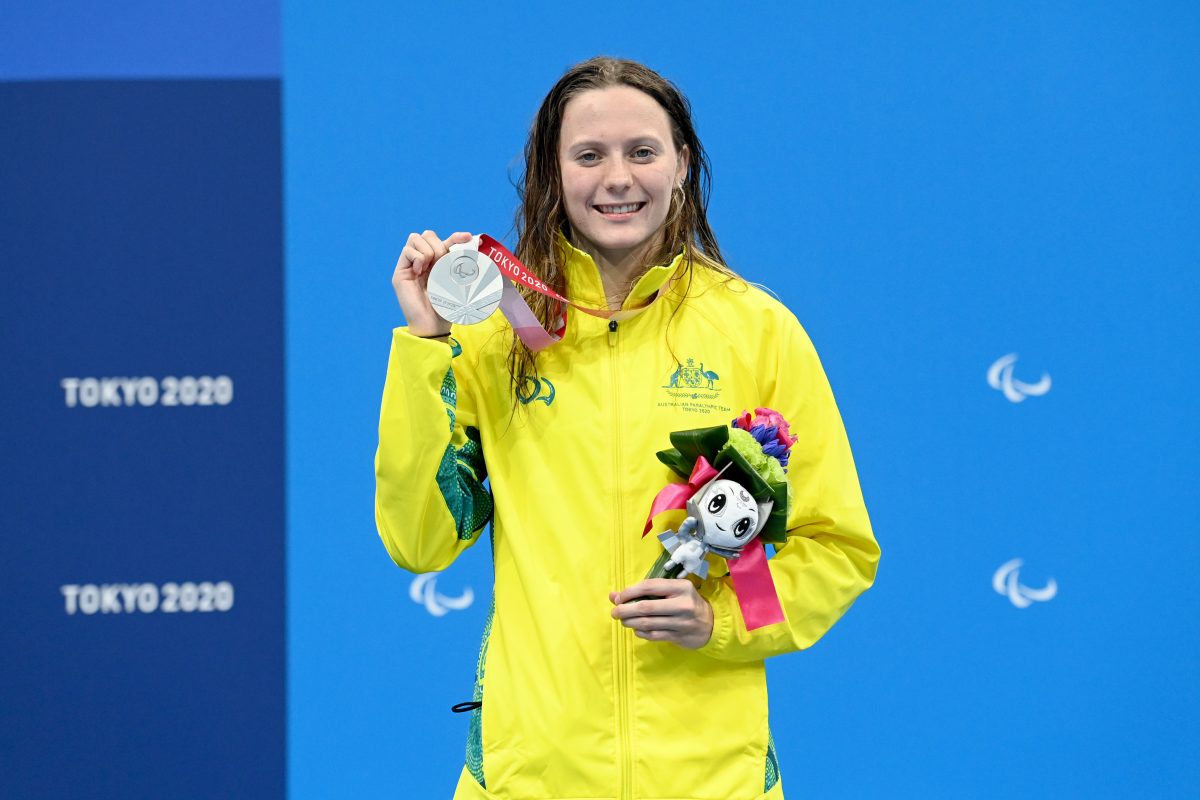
{"left": 707, "top": 493, "right": 726, "bottom": 514}
{"left": 734, "top": 517, "right": 753, "bottom": 538}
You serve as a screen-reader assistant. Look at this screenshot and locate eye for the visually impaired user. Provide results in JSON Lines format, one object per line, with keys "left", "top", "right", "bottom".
{"left": 631, "top": 147, "right": 655, "bottom": 160}
{"left": 706, "top": 492, "right": 726, "bottom": 514}
{"left": 577, "top": 151, "right": 599, "bottom": 164}
{"left": 734, "top": 517, "right": 753, "bottom": 538}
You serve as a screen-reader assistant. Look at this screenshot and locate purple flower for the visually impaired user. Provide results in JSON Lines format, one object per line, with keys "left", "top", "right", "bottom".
{"left": 732, "top": 408, "right": 798, "bottom": 469}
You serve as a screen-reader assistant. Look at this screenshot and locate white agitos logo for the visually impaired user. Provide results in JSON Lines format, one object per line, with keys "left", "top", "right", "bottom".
{"left": 993, "top": 558, "right": 1057, "bottom": 608}
{"left": 409, "top": 572, "right": 474, "bottom": 617}
{"left": 987, "top": 353, "right": 1051, "bottom": 403}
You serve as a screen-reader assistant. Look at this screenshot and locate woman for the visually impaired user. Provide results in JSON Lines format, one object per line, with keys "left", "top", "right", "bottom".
{"left": 377, "top": 57, "right": 879, "bottom": 800}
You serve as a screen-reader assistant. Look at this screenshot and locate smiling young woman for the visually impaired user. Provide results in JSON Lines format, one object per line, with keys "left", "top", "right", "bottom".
{"left": 376, "top": 56, "right": 879, "bottom": 800}
{"left": 557, "top": 84, "right": 689, "bottom": 300}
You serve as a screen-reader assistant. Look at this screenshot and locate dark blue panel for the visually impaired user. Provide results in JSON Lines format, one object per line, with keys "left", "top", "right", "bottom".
{"left": 0, "top": 1, "right": 279, "bottom": 79}
{"left": 0, "top": 80, "right": 283, "bottom": 799}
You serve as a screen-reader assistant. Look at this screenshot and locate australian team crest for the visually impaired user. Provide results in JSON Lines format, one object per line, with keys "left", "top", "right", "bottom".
{"left": 658, "top": 357, "right": 730, "bottom": 415}
{"left": 664, "top": 358, "right": 720, "bottom": 391}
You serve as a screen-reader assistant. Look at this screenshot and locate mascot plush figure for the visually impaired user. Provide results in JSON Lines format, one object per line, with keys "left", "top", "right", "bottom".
{"left": 651, "top": 475, "right": 773, "bottom": 580}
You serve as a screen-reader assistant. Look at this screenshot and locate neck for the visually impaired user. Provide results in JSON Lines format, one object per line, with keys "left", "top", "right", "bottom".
{"left": 570, "top": 236, "right": 657, "bottom": 310}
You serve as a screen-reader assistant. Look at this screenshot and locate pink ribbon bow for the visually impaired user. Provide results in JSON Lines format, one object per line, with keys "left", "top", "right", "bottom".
{"left": 642, "top": 456, "right": 720, "bottom": 535}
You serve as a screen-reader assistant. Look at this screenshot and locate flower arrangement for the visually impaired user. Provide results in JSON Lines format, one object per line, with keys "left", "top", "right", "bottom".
{"left": 650, "top": 407, "right": 796, "bottom": 546}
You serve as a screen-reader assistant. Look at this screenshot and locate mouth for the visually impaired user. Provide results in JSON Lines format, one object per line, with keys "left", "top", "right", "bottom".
{"left": 593, "top": 201, "right": 646, "bottom": 218}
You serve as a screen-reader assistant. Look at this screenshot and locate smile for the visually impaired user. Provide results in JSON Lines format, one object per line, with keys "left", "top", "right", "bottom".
{"left": 593, "top": 202, "right": 646, "bottom": 216}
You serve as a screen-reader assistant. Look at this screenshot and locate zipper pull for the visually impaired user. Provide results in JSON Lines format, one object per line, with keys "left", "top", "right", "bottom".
{"left": 608, "top": 319, "right": 618, "bottom": 347}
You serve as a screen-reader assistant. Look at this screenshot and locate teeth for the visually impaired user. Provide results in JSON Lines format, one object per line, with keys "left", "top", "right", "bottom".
{"left": 597, "top": 203, "right": 642, "bottom": 214}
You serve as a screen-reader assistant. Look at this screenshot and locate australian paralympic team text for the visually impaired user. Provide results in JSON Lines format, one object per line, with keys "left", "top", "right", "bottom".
{"left": 60, "top": 582, "right": 235, "bottom": 615}
{"left": 60, "top": 376, "right": 234, "bottom": 407}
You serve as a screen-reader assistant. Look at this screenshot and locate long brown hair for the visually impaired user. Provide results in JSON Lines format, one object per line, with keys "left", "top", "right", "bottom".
{"left": 509, "top": 56, "right": 728, "bottom": 397}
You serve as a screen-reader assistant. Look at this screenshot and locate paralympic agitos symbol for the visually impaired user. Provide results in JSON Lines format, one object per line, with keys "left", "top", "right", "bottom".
{"left": 987, "top": 353, "right": 1051, "bottom": 403}
{"left": 517, "top": 376, "right": 555, "bottom": 406}
{"left": 992, "top": 558, "right": 1057, "bottom": 608}
{"left": 409, "top": 572, "right": 474, "bottom": 617}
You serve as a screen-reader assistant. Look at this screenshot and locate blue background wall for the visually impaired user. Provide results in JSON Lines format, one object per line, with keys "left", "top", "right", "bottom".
{"left": 2, "top": 1, "right": 1197, "bottom": 798}
{"left": 1, "top": 3, "right": 284, "bottom": 798}
{"left": 285, "top": 2, "right": 1198, "bottom": 798}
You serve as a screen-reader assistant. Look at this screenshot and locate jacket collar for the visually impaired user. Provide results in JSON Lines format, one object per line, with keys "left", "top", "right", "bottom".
{"left": 557, "top": 232, "right": 684, "bottom": 311}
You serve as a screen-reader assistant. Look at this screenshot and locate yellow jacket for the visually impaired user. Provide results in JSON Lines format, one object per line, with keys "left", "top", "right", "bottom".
{"left": 376, "top": 240, "right": 879, "bottom": 800}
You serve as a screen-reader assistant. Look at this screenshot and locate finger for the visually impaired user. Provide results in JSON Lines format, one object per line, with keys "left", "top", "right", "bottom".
{"left": 612, "top": 580, "right": 659, "bottom": 604}
{"left": 420, "top": 229, "right": 449, "bottom": 263}
{"left": 395, "top": 243, "right": 431, "bottom": 289}
{"left": 635, "top": 629, "right": 675, "bottom": 642}
{"left": 613, "top": 579, "right": 690, "bottom": 604}
{"left": 611, "top": 597, "right": 679, "bottom": 619}
{"left": 395, "top": 233, "right": 421, "bottom": 270}
{"left": 408, "top": 234, "right": 437, "bottom": 274}
{"left": 445, "top": 231, "right": 473, "bottom": 245}
{"left": 402, "top": 231, "right": 434, "bottom": 261}
{"left": 619, "top": 614, "right": 680, "bottom": 633}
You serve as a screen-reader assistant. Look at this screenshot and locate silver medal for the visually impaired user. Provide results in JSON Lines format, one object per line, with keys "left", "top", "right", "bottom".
{"left": 427, "top": 248, "right": 504, "bottom": 325}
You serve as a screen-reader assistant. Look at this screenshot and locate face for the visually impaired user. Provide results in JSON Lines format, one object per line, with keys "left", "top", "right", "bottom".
{"left": 558, "top": 85, "right": 688, "bottom": 269}
{"left": 687, "top": 478, "right": 762, "bottom": 550}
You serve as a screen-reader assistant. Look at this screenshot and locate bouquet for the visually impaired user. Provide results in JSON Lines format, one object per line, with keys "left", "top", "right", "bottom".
{"left": 641, "top": 408, "right": 797, "bottom": 630}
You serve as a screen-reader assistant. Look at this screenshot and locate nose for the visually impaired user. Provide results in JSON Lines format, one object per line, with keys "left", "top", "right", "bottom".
{"left": 603, "top": 158, "right": 633, "bottom": 191}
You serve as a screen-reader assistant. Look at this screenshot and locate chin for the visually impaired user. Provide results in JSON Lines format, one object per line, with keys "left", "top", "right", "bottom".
{"left": 583, "top": 226, "right": 661, "bottom": 255}
{"left": 597, "top": 233, "right": 654, "bottom": 252}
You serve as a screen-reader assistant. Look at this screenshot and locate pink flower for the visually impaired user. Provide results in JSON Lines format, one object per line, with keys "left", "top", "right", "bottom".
{"left": 732, "top": 408, "right": 799, "bottom": 469}
{"left": 753, "top": 407, "right": 797, "bottom": 447}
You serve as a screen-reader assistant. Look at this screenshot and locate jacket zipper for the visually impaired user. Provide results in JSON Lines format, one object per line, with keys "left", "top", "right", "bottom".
{"left": 607, "top": 318, "right": 633, "bottom": 800}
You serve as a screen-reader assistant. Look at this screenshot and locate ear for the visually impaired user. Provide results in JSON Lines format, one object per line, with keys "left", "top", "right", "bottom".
{"left": 676, "top": 145, "right": 690, "bottom": 184}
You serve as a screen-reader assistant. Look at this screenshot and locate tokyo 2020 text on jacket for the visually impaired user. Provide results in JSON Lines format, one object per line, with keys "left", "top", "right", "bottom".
{"left": 376, "top": 237, "right": 880, "bottom": 800}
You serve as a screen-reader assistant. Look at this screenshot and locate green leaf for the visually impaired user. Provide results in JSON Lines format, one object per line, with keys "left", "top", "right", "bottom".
{"left": 655, "top": 426, "right": 731, "bottom": 479}
{"left": 655, "top": 448, "right": 692, "bottom": 479}
{"left": 758, "top": 482, "right": 790, "bottom": 544}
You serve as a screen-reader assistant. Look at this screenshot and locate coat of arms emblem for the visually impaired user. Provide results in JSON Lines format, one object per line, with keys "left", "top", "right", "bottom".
{"left": 664, "top": 358, "right": 720, "bottom": 391}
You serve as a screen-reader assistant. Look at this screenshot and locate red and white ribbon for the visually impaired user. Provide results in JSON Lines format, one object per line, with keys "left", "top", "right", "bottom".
{"left": 462, "top": 235, "right": 651, "bottom": 352}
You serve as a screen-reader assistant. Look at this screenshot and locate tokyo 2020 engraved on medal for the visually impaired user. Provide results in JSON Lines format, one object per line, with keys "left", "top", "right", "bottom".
{"left": 427, "top": 248, "right": 504, "bottom": 325}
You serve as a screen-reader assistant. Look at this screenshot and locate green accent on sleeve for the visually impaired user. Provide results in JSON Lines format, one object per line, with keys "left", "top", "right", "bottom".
{"left": 440, "top": 369, "right": 457, "bottom": 431}
{"left": 765, "top": 730, "right": 781, "bottom": 792}
{"left": 465, "top": 594, "right": 495, "bottom": 788}
{"left": 433, "top": 367, "right": 493, "bottom": 541}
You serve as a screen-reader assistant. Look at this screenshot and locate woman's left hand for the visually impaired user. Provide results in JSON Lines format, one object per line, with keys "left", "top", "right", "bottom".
{"left": 610, "top": 579, "right": 714, "bottom": 649}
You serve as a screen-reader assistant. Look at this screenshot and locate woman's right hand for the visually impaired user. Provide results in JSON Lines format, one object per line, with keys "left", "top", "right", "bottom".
{"left": 392, "top": 230, "right": 474, "bottom": 337}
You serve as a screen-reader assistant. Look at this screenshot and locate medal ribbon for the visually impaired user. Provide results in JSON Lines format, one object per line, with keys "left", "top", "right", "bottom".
{"left": 475, "top": 235, "right": 650, "bottom": 352}
{"left": 641, "top": 456, "right": 786, "bottom": 631}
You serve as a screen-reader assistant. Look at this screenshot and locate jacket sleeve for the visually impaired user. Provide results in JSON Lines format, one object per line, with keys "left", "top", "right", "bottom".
{"left": 698, "top": 315, "right": 880, "bottom": 661}
{"left": 375, "top": 327, "right": 493, "bottom": 573}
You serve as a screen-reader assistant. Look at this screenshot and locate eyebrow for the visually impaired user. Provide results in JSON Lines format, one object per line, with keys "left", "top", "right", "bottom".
{"left": 563, "top": 134, "right": 666, "bottom": 151}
